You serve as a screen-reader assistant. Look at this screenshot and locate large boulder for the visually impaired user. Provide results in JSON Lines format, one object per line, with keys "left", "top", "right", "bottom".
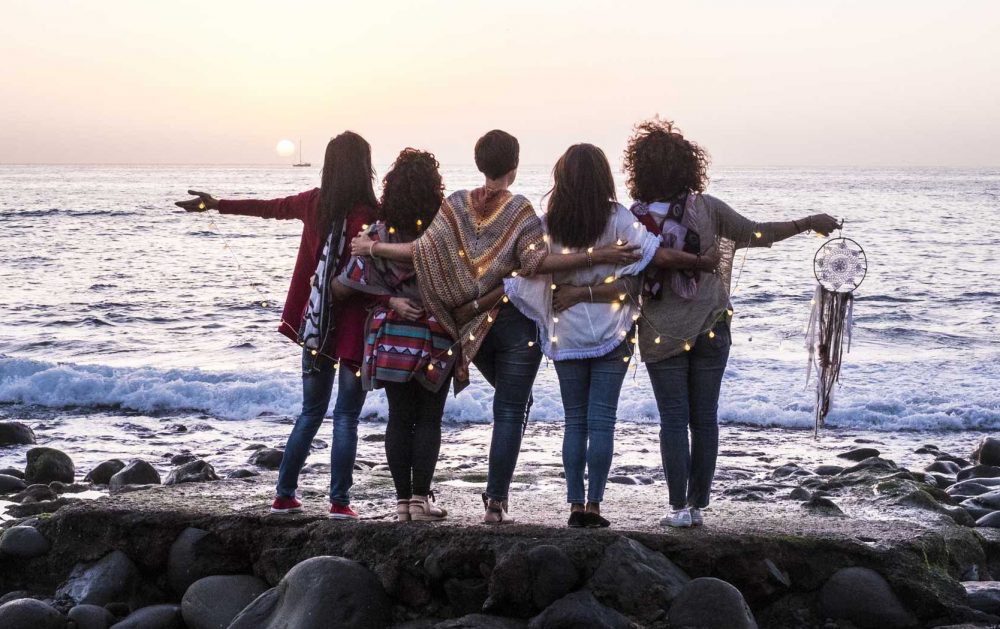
{"left": 0, "top": 473, "right": 27, "bottom": 493}
{"left": 83, "top": 459, "right": 126, "bottom": 485}
{"left": 181, "top": 574, "right": 269, "bottom": 629}
{"left": 528, "top": 590, "right": 635, "bottom": 629}
{"left": 108, "top": 460, "right": 160, "bottom": 491}
{"left": 0, "top": 598, "right": 65, "bottom": 629}
{"left": 110, "top": 604, "right": 183, "bottom": 628}
{"left": 227, "top": 556, "right": 391, "bottom": 629}
{"left": 67, "top": 604, "right": 116, "bottom": 629}
{"left": 167, "top": 527, "right": 251, "bottom": 594}
{"left": 0, "top": 421, "right": 36, "bottom": 446}
{"left": 24, "top": 447, "right": 74, "bottom": 484}
{"left": 974, "top": 437, "right": 1000, "bottom": 466}
{"left": 248, "top": 448, "right": 284, "bottom": 470}
{"left": 667, "top": 577, "right": 758, "bottom": 629}
{"left": 55, "top": 550, "right": 140, "bottom": 607}
{"left": 976, "top": 512, "right": 1000, "bottom": 528}
{"left": 485, "top": 544, "right": 578, "bottom": 617}
{"left": 435, "top": 615, "right": 526, "bottom": 629}
{"left": 164, "top": 460, "right": 219, "bottom": 486}
{"left": 587, "top": 537, "right": 690, "bottom": 622}
{"left": 818, "top": 567, "right": 917, "bottom": 628}
{"left": 0, "top": 525, "right": 50, "bottom": 558}
{"left": 963, "top": 581, "right": 1000, "bottom": 614}
{"left": 958, "top": 465, "right": 1000, "bottom": 482}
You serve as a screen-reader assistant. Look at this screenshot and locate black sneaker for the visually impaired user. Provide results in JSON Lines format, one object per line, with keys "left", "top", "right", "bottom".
{"left": 567, "top": 511, "right": 587, "bottom": 528}
{"left": 583, "top": 512, "right": 610, "bottom": 528}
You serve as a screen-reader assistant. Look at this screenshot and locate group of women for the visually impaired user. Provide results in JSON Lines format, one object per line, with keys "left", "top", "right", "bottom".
{"left": 177, "top": 120, "right": 838, "bottom": 528}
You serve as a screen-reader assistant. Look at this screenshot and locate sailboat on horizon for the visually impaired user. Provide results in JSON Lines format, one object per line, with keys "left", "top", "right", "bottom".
{"left": 293, "top": 139, "right": 310, "bottom": 167}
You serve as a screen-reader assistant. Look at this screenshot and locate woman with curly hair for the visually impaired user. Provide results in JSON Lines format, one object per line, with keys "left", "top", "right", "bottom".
{"left": 622, "top": 118, "right": 839, "bottom": 528}
{"left": 335, "top": 148, "right": 454, "bottom": 521}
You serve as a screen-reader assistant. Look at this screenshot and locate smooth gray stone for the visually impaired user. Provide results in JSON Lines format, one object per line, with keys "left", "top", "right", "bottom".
{"left": 164, "top": 460, "right": 219, "bottom": 485}
{"left": 976, "top": 512, "right": 1000, "bottom": 528}
{"left": 0, "top": 525, "right": 50, "bottom": 558}
{"left": 83, "top": 460, "right": 126, "bottom": 485}
{"left": 0, "top": 598, "right": 65, "bottom": 629}
{"left": 68, "top": 604, "right": 116, "bottom": 629}
{"left": 0, "top": 421, "right": 36, "bottom": 446}
{"left": 167, "top": 527, "right": 250, "bottom": 595}
{"left": 108, "top": 460, "right": 160, "bottom": 491}
{"left": 818, "top": 567, "right": 917, "bottom": 628}
{"left": 181, "top": 574, "right": 269, "bottom": 629}
{"left": 963, "top": 581, "right": 1000, "bottom": 614}
{"left": 974, "top": 437, "right": 1000, "bottom": 466}
{"left": 56, "top": 550, "right": 140, "bottom": 606}
{"left": 247, "top": 448, "right": 283, "bottom": 470}
{"left": 110, "top": 604, "right": 183, "bottom": 629}
{"left": 587, "top": 537, "right": 689, "bottom": 622}
{"left": 24, "top": 447, "right": 74, "bottom": 484}
{"left": 528, "top": 590, "right": 636, "bottom": 629}
{"left": 0, "top": 473, "right": 27, "bottom": 493}
{"left": 667, "top": 577, "right": 758, "bottom": 629}
{"left": 837, "top": 447, "right": 881, "bottom": 461}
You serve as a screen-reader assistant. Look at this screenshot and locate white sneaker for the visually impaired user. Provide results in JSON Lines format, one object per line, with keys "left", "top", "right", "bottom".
{"left": 660, "top": 507, "right": 692, "bottom": 528}
{"left": 689, "top": 508, "right": 704, "bottom": 527}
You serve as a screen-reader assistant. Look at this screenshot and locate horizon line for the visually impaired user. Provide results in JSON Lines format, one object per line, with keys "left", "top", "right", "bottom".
{"left": 1, "top": 162, "right": 998, "bottom": 170}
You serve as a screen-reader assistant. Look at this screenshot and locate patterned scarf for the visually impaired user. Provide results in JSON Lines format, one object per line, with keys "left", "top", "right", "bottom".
{"left": 630, "top": 194, "right": 700, "bottom": 300}
{"left": 298, "top": 219, "right": 347, "bottom": 354}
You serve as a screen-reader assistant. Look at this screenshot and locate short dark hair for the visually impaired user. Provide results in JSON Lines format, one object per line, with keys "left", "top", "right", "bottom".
{"left": 474, "top": 130, "right": 519, "bottom": 180}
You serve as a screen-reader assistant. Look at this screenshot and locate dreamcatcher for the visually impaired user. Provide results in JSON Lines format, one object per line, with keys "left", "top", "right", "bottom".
{"left": 805, "top": 236, "right": 867, "bottom": 436}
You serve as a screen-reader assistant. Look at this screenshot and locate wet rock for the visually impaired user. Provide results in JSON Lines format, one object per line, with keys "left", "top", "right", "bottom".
{"left": 0, "top": 525, "right": 50, "bottom": 558}
{"left": 926, "top": 460, "right": 961, "bottom": 475}
{"left": 915, "top": 444, "right": 940, "bottom": 455}
{"left": 528, "top": 590, "right": 636, "bottom": 629}
{"left": 801, "top": 496, "right": 845, "bottom": 516}
{"left": 83, "top": 459, "right": 126, "bottom": 485}
{"left": 435, "top": 615, "right": 526, "bottom": 629}
{"left": 959, "top": 465, "right": 1000, "bottom": 481}
{"left": 0, "top": 466, "right": 25, "bottom": 478}
{"left": 226, "top": 468, "right": 260, "bottom": 479}
{"left": 960, "top": 501, "right": 994, "bottom": 521}
{"left": 68, "top": 604, "right": 116, "bottom": 629}
{"left": 788, "top": 487, "right": 812, "bottom": 501}
{"left": 949, "top": 478, "right": 1000, "bottom": 499}
{"left": 771, "top": 463, "right": 814, "bottom": 480}
{"left": 607, "top": 475, "right": 639, "bottom": 485}
{"left": 108, "top": 460, "right": 160, "bottom": 491}
{"left": 974, "top": 437, "right": 1000, "bottom": 466}
{"left": 167, "top": 527, "right": 251, "bottom": 594}
{"left": 818, "top": 567, "right": 917, "bottom": 628}
{"left": 485, "top": 543, "right": 578, "bottom": 617}
{"left": 941, "top": 505, "right": 976, "bottom": 527}
{"left": 110, "top": 604, "right": 183, "bottom": 628}
{"left": 228, "top": 556, "right": 390, "bottom": 629}
{"left": 248, "top": 448, "right": 284, "bottom": 470}
{"left": 56, "top": 550, "right": 140, "bottom": 606}
{"left": 965, "top": 489, "right": 1000, "bottom": 511}
{"left": 667, "top": 577, "right": 758, "bottom": 629}
{"left": 839, "top": 457, "right": 898, "bottom": 475}
{"left": 976, "top": 512, "right": 1000, "bottom": 528}
{"left": 181, "top": 574, "right": 269, "bottom": 629}
{"left": 13, "top": 483, "right": 56, "bottom": 503}
{"left": 362, "top": 433, "right": 385, "bottom": 442}
{"left": 0, "top": 591, "right": 30, "bottom": 605}
{"left": 937, "top": 453, "right": 973, "bottom": 468}
{"left": 24, "top": 447, "right": 74, "bottom": 484}
{"left": 0, "top": 421, "right": 36, "bottom": 446}
{"left": 838, "top": 447, "right": 881, "bottom": 461}
{"left": 169, "top": 453, "right": 197, "bottom": 466}
{"left": 588, "top": 536, "right": 689, "bottom": 622}
{"left": 0, "top": 473, "right": 27, "bottom": 493}
{"left": 443, "top": 578, "right": 489, "bottom": 616}
{"left": 963, "top": 581, "right": 1000, "bottom": 614}
{"left": 0, "top": 598, "right": 65, "bottom": 629}
{"left": 164, "top": 460, "right": 219, "bottom": 485}
{"left": 814, "top": 465, "right": 843, "bottom": 476}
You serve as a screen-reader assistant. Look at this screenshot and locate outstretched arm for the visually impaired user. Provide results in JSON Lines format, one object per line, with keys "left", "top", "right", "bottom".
{"left": 175, "top": 189, "right": 315, "bottom": 221}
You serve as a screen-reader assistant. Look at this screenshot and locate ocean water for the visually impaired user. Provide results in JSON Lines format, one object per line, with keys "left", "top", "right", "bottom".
{"left": 1, "top": 164, "right": 998, "bottom": 435}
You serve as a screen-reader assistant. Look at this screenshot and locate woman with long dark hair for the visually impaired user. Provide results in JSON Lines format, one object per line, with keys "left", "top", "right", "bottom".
{"left": 622, "top": 118, "right": 838, "bottom": 527}
{"left": 506, "top": 143, "right": 715, "bottom": 527}
{"left": 175, "top": 131, "right": 378, "bottom": 520}
{"left": 335, "top": 148, "right": 454, "bottom": 522}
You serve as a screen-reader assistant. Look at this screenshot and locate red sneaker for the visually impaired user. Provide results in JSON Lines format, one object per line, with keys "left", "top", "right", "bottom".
{"left": 270, "top": 496, "right": 302, "bottom": 514}
{"left": 328, "top": 503, "right": 359, "bottom": 520}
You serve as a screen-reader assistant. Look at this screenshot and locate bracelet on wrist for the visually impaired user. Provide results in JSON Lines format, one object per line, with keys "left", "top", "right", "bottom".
{"left": 587, "top": 286, "right": 594, "bottom": 303}
{"left": 586, "top": 250, "right": 593, "bottom": 267}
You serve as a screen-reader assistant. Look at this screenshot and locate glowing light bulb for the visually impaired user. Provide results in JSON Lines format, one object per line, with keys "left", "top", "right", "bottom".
{"left": 618, "top": 294, "right": 626, "bottom": 301}
{"left": 611, "top": 302, "right": 620, "bottom": 311}
{"left": 469, "top": 333, "right": 476, "bottom": 341}
{"left": 623, "top": 356, "right": 630, "bottom": 363}
{"left": 632, "top": 314, "right": 640, "bottom": 321}
{"left": 563, "top": 247, "right": 571, "bottom": 254}
{"left": 587, "top": 247, "right": 594, "bottom": 254}
{"left": 355, "top": 370, "right": 362, "bottom": 377}
{"left": 620, "top": 330, "right": 627, "bottom": 337}
{"left": 427, "top": 364, "right": 434, "bottom": 371}
{"left": 388, "top": 226, "right": 396, "bottom": 234}
{"left": 727, "top": 309, "right": 734, "bottom": 317}
{"left": 487, "top": 315, "right": 494, "bottom": 322}
{"left": 616, "top": 239, "right": 623, "bottom": 246}
{"left": 459, "top": 250, "right": 466, "bottom": 257}
{"left": 511, "top": 271, "right": 518, "bottom": 277}
{"left": 551, "top": 336, "right": 558, "bottom": 343}
{"left": 362, "top": 224, "right": 369, "bottom": 230}
{"left": 447, "top": 349, "right": 454, "bottom": 356}
{"left": 633, "top": 221, "right": 640, "bottom": 228}
{"left": 528, "top": 243, "right": 536, "bottom": 250}
{"left": 261, "top": 302, "right": 268, "bottom": 308}
{"left": 654, "top": 336, "right": 661, "bottom": 344}
{"left": 543, "top": 234, "right": 550, "bottom": 243}
{"left": 502, "top": 296, "right": 509, "bottom": 303}
{"left": 198, "top": 202, "right": 206, "bottom": 210}
{"left": 416, "top": 219, "right": 423, "bottom": 227}
{"left": 684, "top": 341, "right": 692, "bottom": 351}
{"left": 551, "top": 284, "right": 557, "bottom": 290}
{"left": 553, "top": 316, "right": 559, "bottom": 323}
{"left": 709, "top": 330, "right": 716, "bottom": 339}
{"left": 310, "top": 349, "right": 318, "bottom": 356}
{"left": 754, "top": 231, "right": 763, "bottom": 239}
{"left": 528, "top": 341, "right": 535, "bottom": 347}
{"left": 630, "top": 337, "right": 637, "bottom": 344}
{"left": 604, "top": 276, "right": 614, "bottom": 284}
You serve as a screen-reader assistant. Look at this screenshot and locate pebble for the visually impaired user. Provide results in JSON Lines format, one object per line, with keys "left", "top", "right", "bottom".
{"left": 24, "top": 447, "right": 75, "bottom": 484}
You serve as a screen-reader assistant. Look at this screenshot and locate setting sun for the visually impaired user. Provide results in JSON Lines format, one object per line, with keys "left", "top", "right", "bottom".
{"left": 275, "top": 139, "right": 295, "bottom": 157}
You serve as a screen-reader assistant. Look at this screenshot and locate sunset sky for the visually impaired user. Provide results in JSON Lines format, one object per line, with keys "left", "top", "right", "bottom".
{"left": 2, "top": 1, "right": 998, "bottom": 166}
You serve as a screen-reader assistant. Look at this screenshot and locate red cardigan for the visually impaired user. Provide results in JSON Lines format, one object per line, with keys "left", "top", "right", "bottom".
{"left": 218, "top": 188, "right": 376, "bottom": 367}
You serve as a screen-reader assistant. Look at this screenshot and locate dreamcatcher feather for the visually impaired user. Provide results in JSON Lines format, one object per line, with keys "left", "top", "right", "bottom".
{"left": 805, "top": 237, "right": 867, "bottom": 436}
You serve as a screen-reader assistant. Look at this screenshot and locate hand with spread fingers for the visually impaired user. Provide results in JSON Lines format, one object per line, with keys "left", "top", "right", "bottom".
{"left": 175, "top": 190, "right": 219, "bottom": 212}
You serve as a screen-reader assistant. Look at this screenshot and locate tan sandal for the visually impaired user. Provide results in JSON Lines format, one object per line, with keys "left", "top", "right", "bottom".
{"left": 482, "top": 494, "right": 514, "bottom": 525}
{"left": 396, "top": 499, "right": 411, "bottom": 522}
{"left": 410, "top": 493, "right": 447, "bottom": 522}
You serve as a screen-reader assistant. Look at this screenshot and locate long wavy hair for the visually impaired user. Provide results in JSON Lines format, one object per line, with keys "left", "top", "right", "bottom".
{"left": 379, "top": 148, "right": 444, "bottom": 241}
{"left": 318, "top": 131, "right": 378, "bottom": 231}
{"left": 623, "top": 118, "right": 709, "bottom": 203}
{"left": 545, "top": 143, "right": 617, "bottom": 249}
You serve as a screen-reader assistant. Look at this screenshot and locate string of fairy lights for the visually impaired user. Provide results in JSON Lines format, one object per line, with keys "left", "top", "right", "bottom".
{"left": 201, "top": 202, "right": 826, "bottom": 380}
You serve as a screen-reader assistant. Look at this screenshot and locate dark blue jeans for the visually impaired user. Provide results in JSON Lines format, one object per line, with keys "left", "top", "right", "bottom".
{"left": 554, "top": 341, "right": 630, "bottom": 504}
{"left": 646, "top": 319, "right": 731, "bottom": 509}
{"left": 275, "top": 350, "right": 368, "bottom": 505}
{"left": 473, "top": 303, "right": 543, "bottom": 501}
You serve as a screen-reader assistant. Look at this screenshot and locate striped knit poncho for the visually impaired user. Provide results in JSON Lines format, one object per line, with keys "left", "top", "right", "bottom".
{"left": 414, "top": 188, "right": 547, "bottom": 391}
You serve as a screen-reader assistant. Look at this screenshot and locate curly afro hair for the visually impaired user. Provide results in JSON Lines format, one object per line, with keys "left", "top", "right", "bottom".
{"left": 623, "top": 118, "right": 709, "bottom": 203}
{"left": 379, "top": 148, "right": 444, "bottom": 239}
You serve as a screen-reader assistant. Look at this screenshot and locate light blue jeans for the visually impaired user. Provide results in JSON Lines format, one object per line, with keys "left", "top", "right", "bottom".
{"left": 275, "top": 350, "right": 367, "bottom": 505}
{"left": 554, "top": 341, "right": 630, "bottom": 504}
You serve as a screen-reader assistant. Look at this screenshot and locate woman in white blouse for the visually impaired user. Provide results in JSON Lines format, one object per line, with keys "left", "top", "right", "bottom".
{"left": 505, "top": 143, "right": 715, "bottom": 527}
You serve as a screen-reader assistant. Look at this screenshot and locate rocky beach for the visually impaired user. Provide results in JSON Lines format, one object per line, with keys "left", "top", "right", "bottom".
{"left": 5, "top": 416, "right": 1000, "bottom": 628}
